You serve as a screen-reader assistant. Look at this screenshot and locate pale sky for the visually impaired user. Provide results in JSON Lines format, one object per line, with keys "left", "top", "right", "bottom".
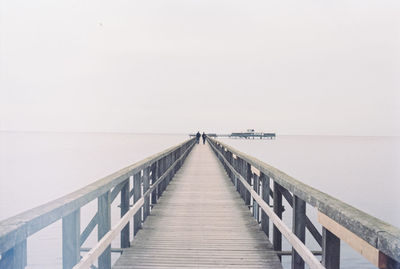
{"left": 1, "top": 0, "right": 399, "bottom": 135}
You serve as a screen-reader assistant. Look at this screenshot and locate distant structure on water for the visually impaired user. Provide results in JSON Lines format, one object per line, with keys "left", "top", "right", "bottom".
{"left": 189, "top": 129, "right": 276, "bottom": 139}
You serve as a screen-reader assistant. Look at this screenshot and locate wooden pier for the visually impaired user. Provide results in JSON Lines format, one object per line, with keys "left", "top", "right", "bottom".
{"left": 0, "top": 137, "right": 399, "bottom": 269}
{"left": 113, "top": 143, "right": 282, "bottom": 268}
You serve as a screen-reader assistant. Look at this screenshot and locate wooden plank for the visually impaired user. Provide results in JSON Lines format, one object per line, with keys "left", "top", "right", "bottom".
{"left": 0, "top": 239, "right": 26, "bottom": 269}
{"left": 142, "top": 167, "right": 150, "bottom": 222}
{"left": 98, "top": 191, "right": 111, "bottom": 269}
{"left": 80, "top": 213, "right": 98, "bottom": 246}
{"left": 273, "top": 182, "right": 283, "bottom": 256}
{"left": 279, "top": 188, "right": 322, "bottom": 246}
{"left": 62, "top": 209, "right": 80, "bottom": 269}
{"left": 133, "top": 172, "right": 142, "bottom": 236}
{"left": 318, "top": 211, "right": 388, "bottom": 268}
{"left": 73, "top": 197, "right": 144, "bottom": 269}
{"left": 0, "top": 138, "right": 195, "bottom": 255}
{"left": 260, "top": 173, "right": 270, "bottom": 237}
{"left": 208, "top": 140, "right": 324, "bottom": 269}
{"left": 322, "top": 227, "right": 340, "bottom": 269}
{"left": 113, "top": 144, "right": 283, "bottom": 269}
{"left": 120, "top": 178, "right": 130, "bottom": 248}
{"left": 151, "top": 162, "right": 157, "bottom": 205}
{"left": 252, "top": 173, "right": 259, "bottom": 222}
{"left": 292, "top": 196, "right": 306, "bottom": 269}
{"left": 208, "top": 138, "right": 400, "bottom": 263}
{"left": 245, "top": 163, "right": 252, "bottom": 206}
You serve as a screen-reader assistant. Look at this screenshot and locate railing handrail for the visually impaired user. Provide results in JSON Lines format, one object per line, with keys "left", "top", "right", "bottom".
{"left": 0, "top": 138, "right": 195, "bottom": 255}
{"left": 72, "top": 140, "right": 195, "bottom": 269}
{"left": 208, "top": 137, "right": 400, "bottom": 263}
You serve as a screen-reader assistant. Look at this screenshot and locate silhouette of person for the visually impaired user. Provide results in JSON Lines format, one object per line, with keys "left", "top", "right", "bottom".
{"left": 196, "top": 131, "right": 201, "bottom": 144}
{"left": 202, "top": 132, "right": 206, "bottom": 144}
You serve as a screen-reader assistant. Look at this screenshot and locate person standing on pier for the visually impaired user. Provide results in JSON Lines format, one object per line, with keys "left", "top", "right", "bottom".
{"left": 196, "top": 131, "right": 201, "bottom": 144}
{"left": 202, "top": 132, "right": 206, "bottom": 144}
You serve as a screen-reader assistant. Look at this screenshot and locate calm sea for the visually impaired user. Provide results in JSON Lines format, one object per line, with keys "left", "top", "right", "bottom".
{"left": 1, "top": 132, "right": 399, "bottom": 268}
{"left": 218, "top": 135, "right": 400, "bottom": 269}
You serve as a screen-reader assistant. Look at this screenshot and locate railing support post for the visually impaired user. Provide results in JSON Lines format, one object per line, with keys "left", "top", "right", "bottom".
{"left": 245, "top": 163, "right": 252, "bottom": 205}
{"left": 133, "top": 172, "right": 142, "bottom": 236}
{"left": 151, "top": 162, "right": 157, "bottom": 205}
{"left": 98, "top": 191, "right": 111, "bottom": 269}
{"left": 237, "top": 158, "right": 243, "bottom": 200}
{"left": 273, "top": 181, "right": 283, "bottom": 258}
{"left": 322, "top": 227, "right": 340, "bottom": 269}
{"left": 143, "top": 167, "right": 150, "bottom": 221}
{"left": 62, "top": 209, "right": 80, "bottom": 269}
{"left": 292, "top": 195, "right": 306, "bottom": 269}
{"left": 253, "top": 173, "right": 259, "bottom": 222}
{"left": 120, "top": 178, "right": 130, "bottom": 248}
{"left": 261, "top": 173, "right": 270, "bottom": 237}
{"left": 0, "top": 239, "right": 27, "bottom": 269}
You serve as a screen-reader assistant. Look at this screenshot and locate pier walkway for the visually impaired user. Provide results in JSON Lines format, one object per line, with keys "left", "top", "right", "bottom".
{"left": 1, "top": 137, "right": 399, "bottom": 269}
{"left": 113, "top": 143, "right": 282, "bottom": 268}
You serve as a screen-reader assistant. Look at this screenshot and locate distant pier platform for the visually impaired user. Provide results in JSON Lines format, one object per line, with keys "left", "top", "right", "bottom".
{"left": 190, "top": 132, "right": 276, "bottom": 139}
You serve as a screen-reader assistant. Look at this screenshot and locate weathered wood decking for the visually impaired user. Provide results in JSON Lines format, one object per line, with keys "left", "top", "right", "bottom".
{"left": 113, "top": 143, "right": 282, "bottom": 269}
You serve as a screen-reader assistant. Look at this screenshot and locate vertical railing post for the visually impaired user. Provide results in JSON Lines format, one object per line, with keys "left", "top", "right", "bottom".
{"left": 151, "top": 162, "right": 157, "bottom": 205}
{"left": 120, "top": 178, "right": 130, "bottom": 248}
{"left": 166, "top": 155, "right": 171, "bottom": 185}
{"left": 133, "top": 172, "right": 142, "bottom": 236}
{"left": 273, "top": 181, "right": 283, "bottom": 259}
{"left": 158, "top": 159, "right": 164, "bottom": 197}
{"left": 227, "top": 152, "right": 233, "bottom": 180}
{"left": 0, "top": 239, "right": 27, "bottom": 269}
{"left": 261, "top": 173, "right": 270, "bottom": 237}
{"left": 98, "top": 191, "right": 111, "bottom": 269}
{"left": 322, "top": 227, "right": 340, "bottom": 269}
{"left": 245, "top": 163, "right": 252, "bottom": 205}
{"left": 292, "top": 195, "right": 306, "bottom": 269}
{"left": 143, "top": 167, "right": 150, "bottom": 222}
{"left": 237, "top": 158, "right": 243, "bottom": 199}
{"left": 253, "top": 173, "right": 259, "bottom": 221}
{"left": 164, "top": 156, "right": 169, "bottom": 187}
{"left": 62, "top": 209, "right": 80, "bottom": 269}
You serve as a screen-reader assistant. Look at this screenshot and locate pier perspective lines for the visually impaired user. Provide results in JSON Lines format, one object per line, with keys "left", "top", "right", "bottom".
{"left": 0, "top": 137, "right": 399, "bottom": 269}
{"left": 113, "top": 142, "right": 282, "bottom": 268}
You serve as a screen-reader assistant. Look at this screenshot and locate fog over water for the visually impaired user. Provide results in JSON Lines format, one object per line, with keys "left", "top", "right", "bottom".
{"left": 1, "top": 0, "right": 399, "bottom": 268}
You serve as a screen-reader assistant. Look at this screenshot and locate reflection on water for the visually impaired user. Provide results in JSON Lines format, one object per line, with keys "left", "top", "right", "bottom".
{"left": 1, "top": 132, "right": 399, "bottom": 268}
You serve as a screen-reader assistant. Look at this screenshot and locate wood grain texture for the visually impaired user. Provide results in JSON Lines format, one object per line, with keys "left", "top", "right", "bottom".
{"left": 0, "top": 139, "right": 195, "bottom": 255}
{"left": 113, "top": 143, "right": 282, "bottom": 269}
{"left": 208, "top": 138, "right": 400, "bottom": 263}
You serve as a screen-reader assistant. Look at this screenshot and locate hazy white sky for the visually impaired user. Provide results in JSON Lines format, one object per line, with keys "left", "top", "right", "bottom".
{"left": 1, "top": 0, "right": 399, "bottom": 135}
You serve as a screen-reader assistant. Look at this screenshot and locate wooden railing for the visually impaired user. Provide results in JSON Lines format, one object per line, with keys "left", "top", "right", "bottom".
{"left": 0, "top": 138, "right": 195, "bottom": 269}
{"left": 208, "top": 137, "right": 400, "bottom": 269}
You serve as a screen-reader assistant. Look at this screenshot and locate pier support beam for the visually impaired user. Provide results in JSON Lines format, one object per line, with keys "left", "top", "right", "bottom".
{"left": 133, "top": 172, "right": 142, "bottom": 236}
{"left": 98, "top": 191, "right": 111, "bottom": 269}
{"left": 273, "top": 181, "right": 283, "bottom": 259}
{"left": 0, "top": 239, "right": 27, "bottom": 269}
{"left": 292, "top": 196, "right": 306, "bottom": 269}
{"left": 120, "top": 178, "right": 130, "bottom": 248}
{"left": 151, "top": 163, "right": 157, "bottom": 205}
{"left": 261, "top": 173, "right": 270, "bottom": 237}
{"left": 143, "top": 167, "right": 150, "bottom": 222}
{"left": 62, "top": 209, "right": 80, "bottom": 269}
{"left": 322, "top": 227, "right": 340, "bottom": 269}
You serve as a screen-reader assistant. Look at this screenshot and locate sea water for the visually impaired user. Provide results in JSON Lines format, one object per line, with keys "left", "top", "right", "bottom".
{"left": 0, "top": 132, "right": 188, "bottom": 268}
{"left": 1, "top": 132, "right": 399, "bottom": 268}
{"left": 219, "top": 135, "right": 400, "bottom": 269}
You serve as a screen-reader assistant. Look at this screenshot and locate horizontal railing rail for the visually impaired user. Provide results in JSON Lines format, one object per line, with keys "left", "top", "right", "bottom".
{"left": 207, "top": 137, "right": 400, "bottom": 269}
{"left": 0, "top": 138, "right": 195, "bottom": 269}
